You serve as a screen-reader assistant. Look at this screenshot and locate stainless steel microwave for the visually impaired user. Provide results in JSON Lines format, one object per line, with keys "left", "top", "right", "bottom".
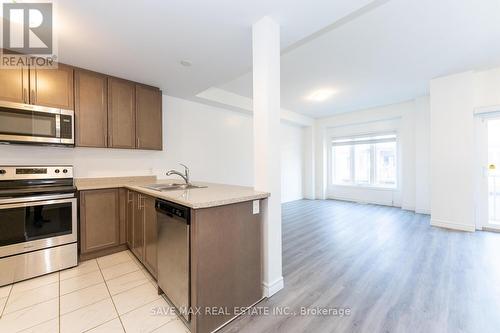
{"left": 0, "top": 101, "right": 74, "bottom": 146}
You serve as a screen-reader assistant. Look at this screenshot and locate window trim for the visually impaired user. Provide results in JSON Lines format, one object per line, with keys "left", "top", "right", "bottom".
{"left": 329, "top": 132, "right": 398, "bottom": 190}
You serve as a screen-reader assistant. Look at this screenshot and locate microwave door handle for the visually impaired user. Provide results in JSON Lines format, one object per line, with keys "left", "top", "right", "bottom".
{"left": 55, "top": 114, "right": 61, "bottom": 139}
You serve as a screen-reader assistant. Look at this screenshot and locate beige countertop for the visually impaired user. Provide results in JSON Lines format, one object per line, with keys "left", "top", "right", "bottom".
{"left": 75, "top": 176, "right": 270, "bottom": 209}
{"left": 75, "top": 176, "right": 157, "bottom": 191}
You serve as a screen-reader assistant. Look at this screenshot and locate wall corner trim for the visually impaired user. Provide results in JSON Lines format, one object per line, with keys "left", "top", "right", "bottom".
{"left": 263, "top": 277, "right": 284, "bottom": 298}
{"left": 430, "top": 218, "right": 475, "bottom": 232}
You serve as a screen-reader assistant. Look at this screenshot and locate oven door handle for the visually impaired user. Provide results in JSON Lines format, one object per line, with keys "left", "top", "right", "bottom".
{"left": 0, "top": 193, "right": 75, "bottom": 206}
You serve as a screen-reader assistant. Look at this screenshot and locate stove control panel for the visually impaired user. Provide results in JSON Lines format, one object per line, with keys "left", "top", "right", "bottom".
{"left": 0, "top": 166, "right": 73, "bottom": 180}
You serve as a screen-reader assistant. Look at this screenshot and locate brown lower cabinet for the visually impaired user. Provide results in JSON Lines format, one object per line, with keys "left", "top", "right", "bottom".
{"left": 131, "top": 191, "right": 144, "bottom": 259}
{"left": 80, "top": 189, "right": 121, "bottom": 254}
{"left": 79, "top": 188, "right": 264, "bottom": 333}
{"left": 189, "top": 200, "right": 263, "bottom": 333}
{"left": 143, "top": 195, "right": 158, "bottom": 277}
{"left": 79, "top": 189, "right": 157, "bottom": 278}
{"left": 126, "top": 190, "right": 157, "bottom": 278}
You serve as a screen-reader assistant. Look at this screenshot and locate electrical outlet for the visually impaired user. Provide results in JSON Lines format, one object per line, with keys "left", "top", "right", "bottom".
{"left": 253, "top": 200, "right": 260, "bottom": 214}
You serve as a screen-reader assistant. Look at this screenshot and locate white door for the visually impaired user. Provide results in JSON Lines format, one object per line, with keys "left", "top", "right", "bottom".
{"left": 477, "top": 115, "right": 500, "bottom": 231}
{"left": 487, "top": 118, "right": 500, "bottom": 228}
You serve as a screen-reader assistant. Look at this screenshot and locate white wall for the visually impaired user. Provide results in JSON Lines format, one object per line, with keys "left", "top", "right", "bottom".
{"left": 314, "top": 98, "right": 431, "bottom": 211}
{"left": 280, "top": 124, "right": 304, "bottom": 203}
{"left": 430, "top": 72, "right": 476, "bottom": 232}
{"left": 161, "top": 96, "right": 255, "bottom": 186}
{"left": 414, "top": 96, "right": 431, "bottom": 214}
{"left": 429, "top": 66, "right": 500, "bottom": 231}
{"left": 0, "top": 95, "right": 305, "bottom": 203}
{"left": 302, "top": 126, "right": 315, "bottom": 199}
{"left": 475, "top": 67, "right": 500, "bottom": 106}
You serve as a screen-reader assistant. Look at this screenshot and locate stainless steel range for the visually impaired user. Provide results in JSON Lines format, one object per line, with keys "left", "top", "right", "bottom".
{"left": 0, "top": 166, "right": 77, "bottom": 286}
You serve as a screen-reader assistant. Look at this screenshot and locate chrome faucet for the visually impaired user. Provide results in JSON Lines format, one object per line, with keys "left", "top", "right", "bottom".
{"left": 166, "top": 163, "right": 190, "bottom": 185}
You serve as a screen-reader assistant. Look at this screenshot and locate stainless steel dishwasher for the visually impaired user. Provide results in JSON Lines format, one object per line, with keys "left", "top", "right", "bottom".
{"left": 156, "top": 199, "right": 191, "bottom": 322}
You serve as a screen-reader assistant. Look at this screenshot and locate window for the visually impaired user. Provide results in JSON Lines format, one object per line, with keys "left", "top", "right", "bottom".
{"left": 354, "top": 144, "right": 371, "bottom": 185}
{"left": 374, "top": 142, "right": 397, "bottom": 186}
{"left": 331, "top": 133, "right": 397, "bottom": 188}
{"left": 332, "top": 145, "right": 351, "bottom": 185}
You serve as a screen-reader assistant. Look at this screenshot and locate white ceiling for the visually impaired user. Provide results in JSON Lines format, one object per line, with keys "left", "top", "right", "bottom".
{"left": 46, "top": 0, "right": 374, "bottom": 98}
{"left": 217, "top": 0, "right": 500, "bottom": 117}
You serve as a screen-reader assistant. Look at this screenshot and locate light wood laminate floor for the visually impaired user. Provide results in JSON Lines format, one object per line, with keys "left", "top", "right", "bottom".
{"left": 221, "top": 199, "right": 500, "bottom": 333}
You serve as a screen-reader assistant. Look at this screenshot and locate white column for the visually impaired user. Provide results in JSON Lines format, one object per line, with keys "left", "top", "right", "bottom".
{"left": 252, "top": 16, "right": 283, "bottom": 297}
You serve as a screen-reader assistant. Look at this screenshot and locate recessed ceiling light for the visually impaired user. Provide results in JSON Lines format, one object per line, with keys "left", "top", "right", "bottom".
{"left": 180, "top": 60, "right": 192, "bottom": 67}
{"left": 306, "top": 89, "right": 336, "bottom": 102}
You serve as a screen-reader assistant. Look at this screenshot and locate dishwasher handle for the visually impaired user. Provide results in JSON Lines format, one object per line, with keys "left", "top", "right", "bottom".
{"left": 155, "top": 199, "right": 190, "bottom": 224}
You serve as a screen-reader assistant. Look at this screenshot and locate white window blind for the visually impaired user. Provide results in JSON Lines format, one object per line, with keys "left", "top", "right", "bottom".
{"left": 332, "top": 133, "right": 397, "bottom": 146}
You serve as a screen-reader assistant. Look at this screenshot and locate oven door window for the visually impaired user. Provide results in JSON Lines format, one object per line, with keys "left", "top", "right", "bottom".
{"left": 0, "top": 108, "right": 57, "bottom": 138}
{"left": 0, "top": 208, "right": 26, "bottom": 246}
{"left": 0, "top": 201, "right": 72, "bottom": 246}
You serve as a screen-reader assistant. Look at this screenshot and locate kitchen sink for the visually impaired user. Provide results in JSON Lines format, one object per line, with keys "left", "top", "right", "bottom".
{"left": 141, "top": 183, "right": 207, "bottom": 191}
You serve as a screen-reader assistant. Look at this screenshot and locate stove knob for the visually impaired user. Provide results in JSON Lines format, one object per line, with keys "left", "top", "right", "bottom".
{"left": 55, "top": 169, "right": 60, "bottom": 174}
{"left": 63, "top": 169, "right": 68, "bottom": 174}
{"left": 0, "top": 169, "right": 6, "bottom": 175}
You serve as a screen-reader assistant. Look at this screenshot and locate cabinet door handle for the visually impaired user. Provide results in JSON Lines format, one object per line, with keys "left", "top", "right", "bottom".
{"left": 138, "top": 195, "right": 143, "bottom": 209}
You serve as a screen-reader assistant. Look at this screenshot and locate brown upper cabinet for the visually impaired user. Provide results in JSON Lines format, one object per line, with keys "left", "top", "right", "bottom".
{"left": 108, "top": 77, "right": 136, "bottom": 149}
{"left": 0, "top": 68, "right": 28, "bottom": 103}
{"left": 29, "top": 63, "right": 74, "bottom": 109}
{"left": 0, "top": 63, "right": 163, "bottom": 150}
{"left": 136, "top": 85, "right": 162, "bottom": 150}
{"left": 0, "top": 64, "right": 73, "bottom": 109}
{"left": 74, "top": 69, "right": 108, "bottom": 147}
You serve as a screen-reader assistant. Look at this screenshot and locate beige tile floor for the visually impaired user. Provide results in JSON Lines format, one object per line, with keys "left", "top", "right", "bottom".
{"left": 0, "top": 250, "right": 190, "bottom": 333}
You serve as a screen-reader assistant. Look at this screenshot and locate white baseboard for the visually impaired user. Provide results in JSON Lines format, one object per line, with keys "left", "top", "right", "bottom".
{"left": 328, "top": 196, "right": 395, "bottom": 207}
{"left": 415, "top": 208, "right": 431, "bottom": 215}
{"left": 482, "top": 225, "right": 500, "bottom": 232}
{"left": 402, "top": 205, "right": 415, "bottom": 211}
{"left": 262, "top": 277, "right": 284, "bottom": 297}
{"left": 281, "top": 197, "right": 304, "bottom": 204}
{"left": 430, "top": 219, "right": 475, "bottom": 232}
